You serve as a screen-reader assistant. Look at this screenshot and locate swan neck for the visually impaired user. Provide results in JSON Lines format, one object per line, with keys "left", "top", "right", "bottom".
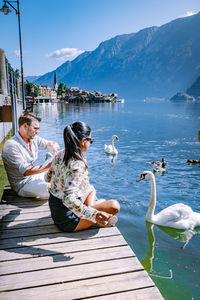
{"left": 111, "top": 138, "right": 115, "bottom": 150}
{"left": 146, "top": 176, "right": 156, "bottom": 221}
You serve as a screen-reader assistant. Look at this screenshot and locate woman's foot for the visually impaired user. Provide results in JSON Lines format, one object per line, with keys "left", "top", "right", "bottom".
{"left": 94, "top": 215, "right": 118, "bottom": 227}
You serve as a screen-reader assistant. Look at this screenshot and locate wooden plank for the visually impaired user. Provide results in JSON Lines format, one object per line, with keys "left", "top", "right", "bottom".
{"left": 0, "top": 224, "right": 118, "bottom": 239}
{"left": 0, "top": 191, "right": 163, "bottom": 300}
{"left": 0, "top": 198, "right": 48, "bottom": 206}
{"left": 0, "top": 202, "right": 49, "bottom": 213}
{"left": 0, "top": 257, "right": 143, "bottom": 291}
{"left": 0, "top": 205, "right": 50, "bottom": 217}
{"left": 0, "top": 224, "right": 61, "bottom": 239}
{"left": 84, "top": 286, "right": 163, "bottom": 300}
{"left": 0, "top": 235, "right": 127, "bottom": 261}
{"left": 0, "top": 199, "right": 48, "bottom": 208}
{"left": 0, "top": 272, "right": 159, "bottom": 300}
{"left": 0, "top": 226, "right": 120, "bottom": 249}
{"left": 0, "top": 217, "right": 53, "bottom": 231}
{"left": 1, "top": 210, "right": 51, "bottom": 225}
{"left": 0, "top": 211, "right": 51, "bottom": 223}
{"left": 0, "top": 245, "right": 134, "bottom": 275}
{"left": 1, "top": 194, "right": 47, "bottom": 205}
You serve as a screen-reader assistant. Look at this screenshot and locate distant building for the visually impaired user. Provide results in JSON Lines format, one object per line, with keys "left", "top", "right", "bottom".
{"left": 51, "top": 89, "right": 57, "bottom": 100}
{"left": 36, "top": 84, "right": 57, "bottom": 100}
{"left": 54, "top": 72, "right": 58, "bottom": 91}
{"left": 37, "top": 85, "right": 51, "bottom": 97}
{"left": 71, "top": 87, "right": 80, "bottom": 92}
{"left": 81, "top": 90, "right": 88, "bottom": 98}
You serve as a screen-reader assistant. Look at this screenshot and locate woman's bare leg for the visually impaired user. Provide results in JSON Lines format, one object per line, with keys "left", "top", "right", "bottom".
{"left": 74, "top": 199, "right": 120, "bottom": 232}
{"left": 92, "top": 199, "right": 120, "bottom": 215}
{"left": 74, "top": 219, "right": 94, "bottom": 231}
{"left": 74, "top": 188, "right": 97, "bottom": 231}
{"left": 84, "top": 188, "right": 96, "bottom": 207}
{"left": 74, "top": 183, "right": 120, "bottom": 232}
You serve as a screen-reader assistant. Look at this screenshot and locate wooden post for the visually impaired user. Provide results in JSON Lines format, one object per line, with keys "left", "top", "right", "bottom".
{"left": 198, "top": 131, "right": 200, "bottom": 142}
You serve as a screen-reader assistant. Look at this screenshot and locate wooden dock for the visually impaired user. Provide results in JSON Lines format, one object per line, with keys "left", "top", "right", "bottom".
{"left": 0, "top": 189, "right": 163, "bottom": 299}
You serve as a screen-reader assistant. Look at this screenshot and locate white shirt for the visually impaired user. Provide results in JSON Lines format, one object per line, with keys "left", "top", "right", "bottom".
{"left": 2, "top": 132, "right": 49, "bottom": 193}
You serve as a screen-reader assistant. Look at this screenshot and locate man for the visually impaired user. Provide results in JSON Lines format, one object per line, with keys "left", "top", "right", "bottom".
{"left": 2, "top": 112, "right": 59, "bottom": 199}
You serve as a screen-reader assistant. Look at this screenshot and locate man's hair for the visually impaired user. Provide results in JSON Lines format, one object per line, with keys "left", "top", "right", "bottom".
{"left": 18, "top": 112, "right": 41, "bottom": 127}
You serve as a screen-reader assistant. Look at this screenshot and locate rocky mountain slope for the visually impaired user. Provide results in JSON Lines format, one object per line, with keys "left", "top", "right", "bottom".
{"left": 34, "top": 12, "right": 200, "bottom": 99}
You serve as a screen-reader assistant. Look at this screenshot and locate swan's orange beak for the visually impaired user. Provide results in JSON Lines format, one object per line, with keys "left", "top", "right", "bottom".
{"left": 136, "top": 174, "right": 145, "bottom": 182}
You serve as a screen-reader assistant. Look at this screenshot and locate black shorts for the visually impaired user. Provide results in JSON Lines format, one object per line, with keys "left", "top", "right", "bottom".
{"left": 49, "top": 192, "right": 80, "bottom": 232}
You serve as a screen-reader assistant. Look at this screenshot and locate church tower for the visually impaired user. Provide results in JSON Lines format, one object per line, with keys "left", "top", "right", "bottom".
{"left": 54, "top": 72, "right": 58, "bottom": 91}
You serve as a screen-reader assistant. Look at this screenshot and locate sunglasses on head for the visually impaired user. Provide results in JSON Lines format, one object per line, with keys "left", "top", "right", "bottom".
{"left": 85, "top": 137, "right": 94, "bottom": 144}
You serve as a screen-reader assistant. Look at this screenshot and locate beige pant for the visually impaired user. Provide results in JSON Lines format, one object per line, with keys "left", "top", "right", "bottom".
{"left": 18, "top": 173, "right": 49, "bottom": 200}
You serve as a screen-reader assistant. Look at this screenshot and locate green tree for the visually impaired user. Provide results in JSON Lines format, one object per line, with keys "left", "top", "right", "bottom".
{"left": 25, "top": 82, "right": 39, "bottom": 97}
{"left": 57, "top": 82, "right": 67, "bottom": 96}
{"left": 15, "top": 69, "right": 20, "bottom": 78}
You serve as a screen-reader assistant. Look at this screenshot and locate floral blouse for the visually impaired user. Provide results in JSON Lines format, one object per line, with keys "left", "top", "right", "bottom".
{"left": 45, "top": 150, "right": 98, "bottom": 223}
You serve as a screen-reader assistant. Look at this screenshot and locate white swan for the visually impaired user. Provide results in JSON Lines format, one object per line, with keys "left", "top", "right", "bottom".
{"left": 136, "top": 171, "right": 200, "bottom": 230}
{"left": 104, "top": 135, "right": 119, "bottom": 155}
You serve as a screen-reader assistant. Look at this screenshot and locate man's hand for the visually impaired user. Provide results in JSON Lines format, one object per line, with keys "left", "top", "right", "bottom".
{"left": 47, "top": 141, "right": 60, "bottom": 153}
{"left": 95, "top": 211, "right": 113, "bottom": 226}
{"left": 24, "top": 160, "right": 52, "bottom": 176}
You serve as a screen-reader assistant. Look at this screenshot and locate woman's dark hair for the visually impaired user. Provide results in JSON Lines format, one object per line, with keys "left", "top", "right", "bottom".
{"left": 63, "top": 121, "right": 91, "bottom": 167}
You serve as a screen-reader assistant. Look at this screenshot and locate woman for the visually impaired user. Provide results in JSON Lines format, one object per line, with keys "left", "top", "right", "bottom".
{"left": 46, "top": 121, "right": 120, "bottom": 232}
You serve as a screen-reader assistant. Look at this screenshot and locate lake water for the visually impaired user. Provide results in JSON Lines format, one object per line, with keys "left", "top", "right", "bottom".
{"left": 35, "top": 99, "right": 200, "bottom": 300}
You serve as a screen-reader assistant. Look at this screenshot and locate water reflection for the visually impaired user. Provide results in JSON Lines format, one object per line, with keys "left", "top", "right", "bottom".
{"left": 58, "top": 102, "right": 121, "bottom": 114}
{"left": 34, "top": 101, "right": 200, "bottom": 299}
{"left": 157, "top": 224, "right": 200, "bottom": 249}
{"left": 34, "top": 103, "right": 59, "bottom": 118}
{"left": 140, "top": 222, "right": 155, "bottom": 273}
{"left": 105, "top": 153, "right": 118, "bottom": 165}
{"left": 141, "top": 222, "right": 200, "bottom": 278}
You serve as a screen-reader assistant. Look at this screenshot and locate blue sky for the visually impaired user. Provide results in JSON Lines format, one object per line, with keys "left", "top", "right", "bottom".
{"left": 0, "top": 0, "right": 199, "bottom": 76}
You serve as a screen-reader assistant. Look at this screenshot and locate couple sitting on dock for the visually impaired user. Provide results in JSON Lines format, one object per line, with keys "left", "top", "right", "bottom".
{"left": 2, "top": 112, "right": 120, "bottom": 232}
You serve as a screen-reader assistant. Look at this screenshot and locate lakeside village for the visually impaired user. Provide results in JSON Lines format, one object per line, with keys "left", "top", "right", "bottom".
{"left": 0, "top": 49, "right": 124, "bottom": 144}
{"left": 26, "top": 72, "right": 125, "bottom": 108}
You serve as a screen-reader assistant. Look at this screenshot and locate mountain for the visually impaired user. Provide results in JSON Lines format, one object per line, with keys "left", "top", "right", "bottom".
{"left": 170, "top": 73, "right": 200, "bottom": 101}
{"left": 186, "top": 76, "right": 200, "bottom": 98}
{"left": 34, "top": 12, "right": 200, "bottom": 99}
{"left": 25, "top": 75, "right": 41, "bottom": 82}
{"left": 34, "top": 51, "right": 91, "bottom": 88}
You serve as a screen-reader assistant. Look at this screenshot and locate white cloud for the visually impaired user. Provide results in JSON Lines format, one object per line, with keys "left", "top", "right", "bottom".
{"left": 180, "top": 11, "right": 197, "bottom": 18}
{"left": 14, "top": 49, "right": 20, "bottom": 57}
{"left": 46, "top": 48, "right": 85, "bottom": 61}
